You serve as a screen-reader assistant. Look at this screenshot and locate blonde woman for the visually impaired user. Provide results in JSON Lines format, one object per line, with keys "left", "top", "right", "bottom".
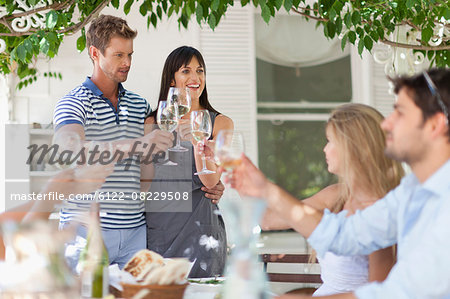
{"left": 260, "top": 104, "right": 404, "bottom": 295}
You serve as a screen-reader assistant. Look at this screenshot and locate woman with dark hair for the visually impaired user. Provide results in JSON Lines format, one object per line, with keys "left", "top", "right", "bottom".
{"left": 144, "top": 46, "right": 233, "bottom": 277}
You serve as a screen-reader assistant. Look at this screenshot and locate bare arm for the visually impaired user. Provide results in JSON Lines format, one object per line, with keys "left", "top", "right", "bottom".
{"left": 23, "top": 164, "right": 114, "bottom": 222}
{"left": 194, "top": 114, "right": 233, "bottom": 189}
{"left": 55, "top": 123, "right": 174, "bottom": 162}
{"left": 260, "top": 184, "right": 340, "bottom": 231}
{"left": 231, "top": 155, "right": 323, "bottom": 238}
{"left": 368, "top": 246, "right": 396, "bottom": 282}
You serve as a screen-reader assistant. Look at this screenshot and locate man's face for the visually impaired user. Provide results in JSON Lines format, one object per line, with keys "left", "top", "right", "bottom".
{"left": 96, "top": 36, "right": 133, "bottom": 83}
{"left": 381, "top": 88, "right": 429, "bottom": 164}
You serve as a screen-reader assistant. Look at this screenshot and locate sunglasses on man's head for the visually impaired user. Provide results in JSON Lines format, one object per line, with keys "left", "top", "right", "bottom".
{"left": 423, "top": 71, "right": 448, "bottom": 126}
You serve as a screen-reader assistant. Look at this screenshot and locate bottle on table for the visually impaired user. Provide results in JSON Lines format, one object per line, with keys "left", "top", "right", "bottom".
{"left": 77, "top": 202, "right": 109, "bottom": 298}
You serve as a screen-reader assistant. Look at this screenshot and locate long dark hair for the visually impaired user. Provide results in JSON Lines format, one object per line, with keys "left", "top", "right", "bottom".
{"left": 150, "top": 46, "right": 220, "bottom": 118}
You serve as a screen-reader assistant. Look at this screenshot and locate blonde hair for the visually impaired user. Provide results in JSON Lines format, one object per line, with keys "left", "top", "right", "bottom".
{"left": 327, "top": 103, "right": 404, "bottom": 212}
{"left": 309, "top": 104, "right": 403, "bottom": 264}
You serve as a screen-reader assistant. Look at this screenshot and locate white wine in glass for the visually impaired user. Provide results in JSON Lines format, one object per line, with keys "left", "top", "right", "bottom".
{"left": 215, "top": 130, "right": 245, "bottom": 173}
{"left": 168, "top": 87, "right": 191, "bottom": 152}
{"left": 157, "top": 100, "right": 178, "bottom": 165}
{"left": 191, "top": 110, "right": 215, "bottom": 175}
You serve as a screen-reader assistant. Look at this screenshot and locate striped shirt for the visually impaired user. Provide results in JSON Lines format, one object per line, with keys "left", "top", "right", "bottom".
{"left": 53, "top": 77, "right": 151, "bottom": 228}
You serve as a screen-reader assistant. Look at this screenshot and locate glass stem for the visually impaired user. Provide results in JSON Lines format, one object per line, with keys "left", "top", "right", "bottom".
{"left": 165, "top": 149, "right": 170, "bottom": 161}
{"left": 176, "top": 128, "right": 181, "bottom": 148}
{"left": 201, "top": 155, "right": 208, "bottom": 171}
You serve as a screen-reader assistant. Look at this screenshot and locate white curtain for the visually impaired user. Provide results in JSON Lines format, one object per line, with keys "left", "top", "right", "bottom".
{"left": 255, "top": 14, "right": 349, "bottom": 67}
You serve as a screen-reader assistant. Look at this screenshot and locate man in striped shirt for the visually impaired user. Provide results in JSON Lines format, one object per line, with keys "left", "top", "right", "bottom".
{"left": 53, "top": 15, "right": 224, "bottom": 269}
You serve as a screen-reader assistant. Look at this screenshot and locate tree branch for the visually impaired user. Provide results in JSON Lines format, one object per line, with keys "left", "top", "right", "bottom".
{"left": 58, "top": 0, "right": 111, "bottom": 35}
{"left": 291, "top": 7, "right": 328, "bottom": 22}
{"left": 0, "top": 0, "right": 110, "bottom": 37}
{"left": 4, "top": 0, "right": 75, "bottom": 20}
{"left": 381, "top": 38, "right": 450, "bottom": 50}
{"left": 0, "top": 30, "right": 37, "bottom": 36}
{"left": 402, "top": 20, "right": 420, "bottom": 31}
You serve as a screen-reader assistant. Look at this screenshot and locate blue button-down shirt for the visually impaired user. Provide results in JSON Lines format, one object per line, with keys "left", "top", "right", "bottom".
{"left": 308, "top": 159, "right": 450, "bottom": 298}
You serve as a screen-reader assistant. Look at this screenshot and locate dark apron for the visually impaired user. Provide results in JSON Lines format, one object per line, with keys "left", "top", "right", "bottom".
{"left": 145, "top": 112, "right": 227, "bottom": 278}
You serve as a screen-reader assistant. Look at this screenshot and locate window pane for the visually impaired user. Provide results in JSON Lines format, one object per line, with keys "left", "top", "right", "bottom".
{"left": 258, "top": 121, "right": 336, "bottom": 199}
{"left": 257, "top": 56, "right": 352, "bottom": 102}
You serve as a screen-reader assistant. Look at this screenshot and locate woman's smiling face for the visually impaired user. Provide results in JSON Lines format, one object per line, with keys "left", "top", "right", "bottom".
{"left": 172, "top": 56, "right": 205, "bottom": 101}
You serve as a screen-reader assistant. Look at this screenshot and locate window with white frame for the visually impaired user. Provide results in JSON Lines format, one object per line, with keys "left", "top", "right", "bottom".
{"left": 256, "top": 56, "right": 352, "bottom": 199}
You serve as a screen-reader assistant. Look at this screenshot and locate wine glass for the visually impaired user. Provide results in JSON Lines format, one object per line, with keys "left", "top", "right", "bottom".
{"left": 51, "top": 131, "right": 83, "bottom": 170}
{"left": 214, "top": 130, "right": 245, "bottom": 183}
{"left": 191, "top": 110, "right": 215, "bottom": 175}
{"left": 168, "top": 87, "right": 191, "bottom": 152}
{"left": 157, "top": 100, "right": 179, "bottom": 166}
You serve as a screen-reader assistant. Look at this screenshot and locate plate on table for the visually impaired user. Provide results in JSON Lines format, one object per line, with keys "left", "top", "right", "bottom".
{"left": 186, "top": 277, "right": 225, "bottom": 296}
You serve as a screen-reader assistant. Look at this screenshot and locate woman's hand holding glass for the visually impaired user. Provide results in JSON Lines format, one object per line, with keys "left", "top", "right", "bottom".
{"left": 168, "top": 87, "right": 191, "bottom": 152}
{"left": 191, "top": 109, "right": 216, "bottom": 175}
{"left": 157, "top": 100, "right": 179, "bottom": 165}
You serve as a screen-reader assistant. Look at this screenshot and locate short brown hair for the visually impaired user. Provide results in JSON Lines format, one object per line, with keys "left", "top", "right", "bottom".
{"left": 86, "top": 15, "right": 137, "bottom": 55}
{"left": 390, "top": 68, "right": 449, "bottom": 139}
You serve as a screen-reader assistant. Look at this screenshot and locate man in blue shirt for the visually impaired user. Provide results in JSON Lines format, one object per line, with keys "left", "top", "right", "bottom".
{"left": 54, "top": 15, "right": 225, "bottom": 269}
{"left": 232, "top": 68, "right": 450, "bottom": 298}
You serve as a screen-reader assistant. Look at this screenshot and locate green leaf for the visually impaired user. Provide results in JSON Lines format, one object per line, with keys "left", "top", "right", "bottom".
{"left": 293, "top": 0, "right": 301, "bottom": 8}
{"left": 157, "top": 5, "right": 163, "bottom": 19}
{"left": 269, "top": 4, "right": 275, "bottom": 16}
{"left": 261, "top": 5, "right": 271, "bottom": 23}
{"left": 356, "top": 26, "right": 364, "bottom": 37}
{"left": 162, "top": 1, "right": 168, "bottom": 12}
{"left": 151, "top": 12, "right": 157, "bottom": 28}
{"left": 111, "top": 0, "right": 119, "bottom": 9}
{"left": 23, "top": 39, "right": 32, "bottom": 52}
{"left": 328, "top": 8, "right": 336, "bottom": 21}
{"left": 421, "top": 27, "right": 433, "bottom": 43}
{"left": 406, "top": 0, "right": 416, "bottom": 9}
{"left": 333, "top": 0, "right": 344, "bottom": 12}
{"left": 369, "top": 30, "right": 379, "bottom": 42}
{"left": 76, "top": 35, "right": 85, "bottom": 52}
{"left": 46, "top": 11, "right": 58, "bottom": 29}
{"left": 139, "top": 3, "right": 147, "bottom": 16}
{"left": 196, "top": 4, "right": 204, "bottom": 23}
{"left": 327, "top": 22, "right": 336, "bottom": 38}
{"left": 208, "top": 13, "right": 217, "bottom": 29}
{"left": 344, "top": 12, "right": 352, "bottom": 28}
{"left": 445, "top": 8, "right": 450, "bottom": 20}
{"left": 377, "top": 27, "right": 384, "bottom": 39}
{"left": 124, "top": 0, "right": 134, "bottom": 15}
{"left": 168, "top": 6, "right": 174, "bottom": 17}
{"left": 283, "top": 0, "right": 293, "bottom": 12}
{"left": 189, "top": 0, "right": 195, "bottom": 15}
{"left": 274, "top": 0, "right": 283, "bottom": 10}
{"left": 348, "top": 31, "right": 356, "bottom": 44}
{"left": 335, "top": 17, "right": 342, "bottom": 34}
{"left": 341, "top": 33, "right": 348, "bottom": 51}
{"left": 39, "top": 38, "right": 50, "bottom": 55}
{"left": 29, "top": 0, "right": 37, "bottom": 6}
{"left": 16, "top": 44, "right": 26, "bottom": 62}
{"left": 358, "top": 37, "right": 364, "bottom": 55}
{"left": 351, "top": 11, "right": 361, "bottom": 26}
{"left": 211, "top": 0, "right": 220, "bottom": 11}
{"left": 364, "top": 35, "right": 373, "bottom": 51}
